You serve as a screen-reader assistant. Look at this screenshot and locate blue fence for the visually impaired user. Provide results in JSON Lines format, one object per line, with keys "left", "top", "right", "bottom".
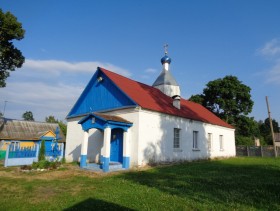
{"left": 4, "top": 143, "right": 64, "bottom": 167}
{"left": 8, "top": 146, "right": 37, "bottom": 158}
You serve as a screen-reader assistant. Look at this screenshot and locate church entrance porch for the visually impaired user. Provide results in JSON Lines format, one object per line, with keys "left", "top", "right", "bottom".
{"left": 78, "top": 113, "right": 132, "bottom": 172}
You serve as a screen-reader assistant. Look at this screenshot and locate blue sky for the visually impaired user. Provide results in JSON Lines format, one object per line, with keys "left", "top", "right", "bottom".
{"left": 1, "top": 0, "right": 280, "bottom": 124}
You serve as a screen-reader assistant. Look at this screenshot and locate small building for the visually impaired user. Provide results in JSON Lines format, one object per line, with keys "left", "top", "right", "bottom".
{"left": 65, "top": 50, "right": 236, "bottom": 172}
{"left": 275, "top": 133, "right": 280, "bottom": 147}
{"left": 0, "top": 117, "right": 65, "bottom": 160}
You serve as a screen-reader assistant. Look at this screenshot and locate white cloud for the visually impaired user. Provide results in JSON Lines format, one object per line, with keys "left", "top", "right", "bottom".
{"left": 0, "top": 81, "right": 83, "bottom": 121}
{"left": 258, "top": 38, "right": 280, "bottom": 57}
{"left": 257, "top": 39, "right": 280, "bottom": 85}
{"left": 23, "top": 59, "right": 132, "bottom": 77}
{"left": 1, "top": 58, "right": 132, "bottom": 121}
{"left": 145, "top": 68, "right": 158, "bottom": 73}
{"left": 265, "top": 59, "right": 280, "bottom": 85}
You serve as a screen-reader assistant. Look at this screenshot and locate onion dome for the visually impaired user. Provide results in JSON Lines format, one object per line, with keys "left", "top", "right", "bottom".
{"left": 161, "top": 55, "right": 171, "bottom": 64}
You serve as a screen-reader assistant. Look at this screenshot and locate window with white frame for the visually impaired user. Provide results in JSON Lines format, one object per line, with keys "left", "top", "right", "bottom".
{"left": 219, "top": 135, "right": 224, "bottom": 150}
{"left": 208, "top": 133, "right": 212, "bottom": 150}
{"left": 193, "top": 131, "right": 199, "bottom": 149}
{"left": 173, "top": 128, "right": 180, "bottom": 148}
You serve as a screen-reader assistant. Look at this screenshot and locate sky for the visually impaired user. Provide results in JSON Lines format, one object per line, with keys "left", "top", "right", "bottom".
{"left": 0, "top": 0, "right": 280, "bottom": 124}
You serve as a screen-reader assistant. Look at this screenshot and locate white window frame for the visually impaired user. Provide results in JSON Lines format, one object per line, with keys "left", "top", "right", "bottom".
{"left": 219, "top": 135, "right": 224, "bottom": 151}
{"left": 208, "top": 133, "right": 212, "bottom": 151}
{"left": 173, "top": 128, "right": 180, "bottom": 149}
{"left": 193, "top": 131, "right": 199, "bottom": 150}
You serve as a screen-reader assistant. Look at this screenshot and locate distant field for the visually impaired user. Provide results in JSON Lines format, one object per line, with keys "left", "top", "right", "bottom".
{"left": 0, "top": 157, "right": 280, "bottom": 210}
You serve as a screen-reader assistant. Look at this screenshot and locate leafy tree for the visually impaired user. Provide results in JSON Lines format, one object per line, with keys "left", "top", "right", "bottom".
{"left": 22, "top": 111, "right": 34, "bottom": 121}
{"left": 189, "top": 94, "right": 204, "bottom": 105}
{"left": 235, "top": 116, "right": 260, "bottom": 137}
{"left": 235, "top": 116, "right": 260, "bottom": 145}
{"left": 39, "top": 140, "right": 46, "bottom": 161}
{"left": 259, "top": 118, "right": 280, "bottom": 145}
{"left": 0, "top": 9, "right": 25, "bottom": 87}
{"left": 58, "top": 121, "right": 67, "bottom": 137}
{"left": 189, "top": 75, "right": 253, "bottom": 124}
{"left": 45, "top": 115, "right": 57, "bottom": 123}
{"left": 0, "top": 112, "right": 3, "bottom": 117}
{"left": 45, "top": 115, "right": 67, "bottom": 136}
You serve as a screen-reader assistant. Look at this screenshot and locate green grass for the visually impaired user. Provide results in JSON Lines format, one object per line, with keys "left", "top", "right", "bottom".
{"left": 0, "top": 157, "right": 280, "bottom": 210}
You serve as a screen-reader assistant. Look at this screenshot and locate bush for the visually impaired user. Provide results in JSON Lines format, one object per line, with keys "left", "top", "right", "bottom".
{"left": 38, "top": 140, "right": 45, "bottom": 161}
{"left": 235, "top": 135, "right": 254, "bottom": 146}
{"left": 38, "top": 160, "right": 50, "bottom": 169}
{"left": 32, "top": 160, "right": 61, "bottom": 170}
{"left": 61, "top": 157, "right": 66, "bottom": 164}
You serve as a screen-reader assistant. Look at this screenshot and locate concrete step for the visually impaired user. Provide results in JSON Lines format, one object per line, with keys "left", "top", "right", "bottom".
{"left": 82, "top": 162, "right": 125, "bottom": 172}
{"left": 109, "top": 162, "right": 123, "bottom": 171}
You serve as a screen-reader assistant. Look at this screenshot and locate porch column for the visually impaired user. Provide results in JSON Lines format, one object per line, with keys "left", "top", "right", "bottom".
{"left": 123, "top": 128, "right": 130, "bottom": 169}
{"left": 103, "top": 127, "right": 111, "bottom": 172}
{"left": 80, "top": 130, "right": 89, "bottom": 168}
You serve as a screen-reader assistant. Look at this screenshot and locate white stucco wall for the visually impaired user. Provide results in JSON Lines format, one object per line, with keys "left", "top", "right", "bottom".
{"left": 104, "top": 108, "right": 140, "bottom": 167}
{"left": 65, "top": 116, "right": 104, "bottom": 163}
{"left": 65, "top": 108, "right": 235, "bottom": 167}
{"left": 136, "top": 109, "right": 235, "bottom": 166}
{"left": 65, "top": 108, "right": 140, "bottom": 165}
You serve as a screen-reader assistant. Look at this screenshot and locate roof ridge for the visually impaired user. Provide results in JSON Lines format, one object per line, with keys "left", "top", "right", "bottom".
{"left": 99, "top": 67, "right": 154, "bottom": 89}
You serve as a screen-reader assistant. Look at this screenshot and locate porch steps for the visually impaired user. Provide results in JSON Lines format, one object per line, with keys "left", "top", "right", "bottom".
{"left": 108, "top": 162, "right": 124, "bottom": 172}
{"left": 83, "top": 163, "right": 102, "bottom": 172}
{"left": 82, "top": 162, "right": 125, "bottom": 172}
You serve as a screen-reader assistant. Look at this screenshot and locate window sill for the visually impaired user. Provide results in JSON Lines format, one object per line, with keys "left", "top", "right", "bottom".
{"left": 173, "top": 148, "right": 183, "bottom": 152}
{"left": 192, "top": 148, "right": 200, "bottom": 151}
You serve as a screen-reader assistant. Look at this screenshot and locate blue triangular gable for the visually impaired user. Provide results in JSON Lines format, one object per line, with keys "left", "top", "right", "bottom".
{"left": 67, "top": 68, "right": 137, "bottom": 118}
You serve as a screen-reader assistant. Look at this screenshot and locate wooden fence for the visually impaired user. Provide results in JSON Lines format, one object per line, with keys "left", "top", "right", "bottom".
{"left": 236, "top": 146, "right": 280, "bottom": 157}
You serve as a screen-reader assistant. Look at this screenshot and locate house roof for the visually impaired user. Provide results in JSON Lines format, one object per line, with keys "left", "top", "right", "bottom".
{"left": 99, "top": 67, "right": 234, "bottom": 129}
{"left": 0, "top": 118, "right": 66, "bottom": 141}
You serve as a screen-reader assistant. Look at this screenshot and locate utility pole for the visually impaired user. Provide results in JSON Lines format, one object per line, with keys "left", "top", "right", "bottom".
{"left": 265, "top": 96, "right": 277, "bottom": 157}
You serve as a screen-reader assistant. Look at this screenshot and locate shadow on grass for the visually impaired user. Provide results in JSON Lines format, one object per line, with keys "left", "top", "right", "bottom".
{"left": 64, "top": 197, "right": 135, "bottom": 211}
{"left": 118, "top": 158, "right": 280, "bottom": 210}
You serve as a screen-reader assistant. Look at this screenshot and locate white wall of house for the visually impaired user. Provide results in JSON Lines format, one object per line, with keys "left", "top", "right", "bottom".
{"left": 65, "top": 108, "right": 141, "bottom": 166}
{"left": 65, "top": 117, "right": 84, "bottom": 162}
{"left": 136, "top": 109, "right": 235, "bottom": 166}
{"left": 65, "top": 108, "right": 235, "bottom": 167}
{"left": 66, "top": 117, "right": 104, "bottom": 163}
{"left": 105, "top": 108, "right": 140, "bottom": 167}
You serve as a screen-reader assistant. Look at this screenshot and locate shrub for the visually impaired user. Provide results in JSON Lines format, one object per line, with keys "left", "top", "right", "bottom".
{"left": 38, "top": 160, "right": 50, "bottom": 169}
{"left": 38, "top": 140, "right": 46, "bottom": 161}
{"left": 235, "top": 135, "right": 254, "bottom": 146}
{"left": 61, "top": 157, "right": 66, "bottom": 164}
{"left": 32, "top": 160, "right": 61, "bottom": 170}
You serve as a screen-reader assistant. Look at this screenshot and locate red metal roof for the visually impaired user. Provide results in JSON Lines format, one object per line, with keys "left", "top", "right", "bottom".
{"left": 100, "top": 67, "right": 234, "bottom": 129}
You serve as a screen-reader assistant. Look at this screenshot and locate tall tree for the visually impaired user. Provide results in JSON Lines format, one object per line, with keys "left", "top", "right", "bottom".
{"left": 45, "top": 115, "right": 57, "bottom": 123}
{"left": 189, "top": 75, "right": 253, "bottom": 124}
{"left": 0, "top": 9, "right": 25, "bottom": 87}
{"left": 22, "top": 111, "right": 34, "bottom": 121}
{"left": 45, "top": 115, "right": 67, "bottom": 136}
{"left": 259, "top": 118, "right": 280, "bottom": 145}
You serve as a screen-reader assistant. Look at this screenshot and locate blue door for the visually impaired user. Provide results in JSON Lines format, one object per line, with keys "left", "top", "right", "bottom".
{"left": 110, "top": 129, "right": 123, "bottom": 163}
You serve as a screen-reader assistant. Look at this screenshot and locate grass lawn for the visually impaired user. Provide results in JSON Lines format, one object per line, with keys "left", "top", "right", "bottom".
{"left": 0, "top": 157, "right": 280, "bottom": 210}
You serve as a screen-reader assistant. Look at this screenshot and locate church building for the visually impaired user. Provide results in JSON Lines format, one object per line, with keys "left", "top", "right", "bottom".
{"left": 65, "top": 49, "right": 236, "bottom": 172}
